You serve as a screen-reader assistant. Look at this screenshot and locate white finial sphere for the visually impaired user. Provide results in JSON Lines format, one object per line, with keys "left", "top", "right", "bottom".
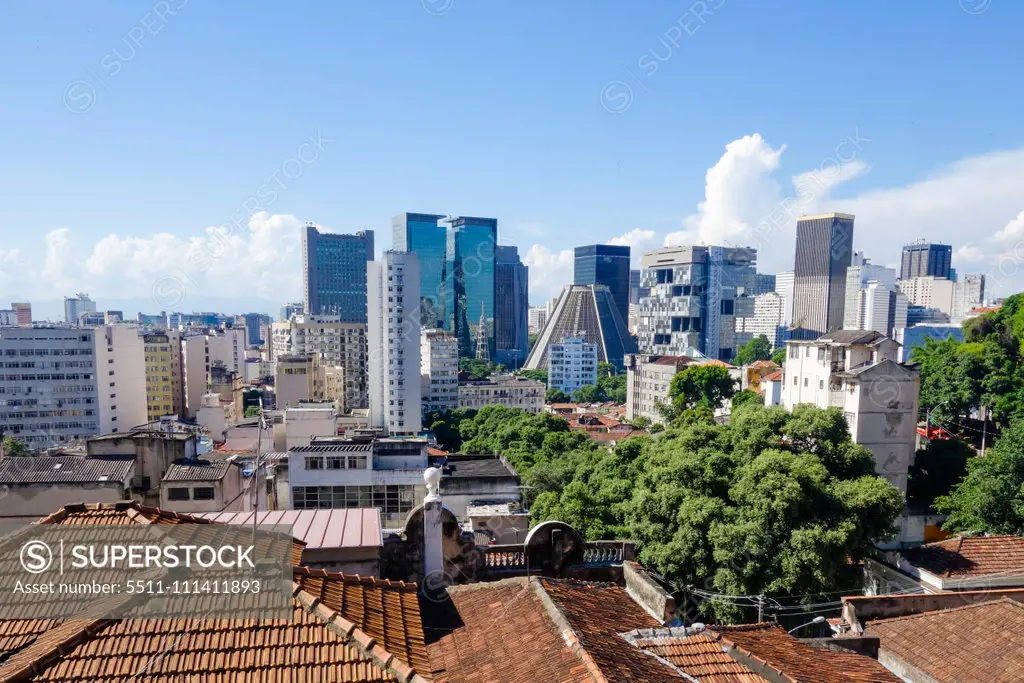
{"left": 424, "top": 467, "right": 442, "bottom": 487}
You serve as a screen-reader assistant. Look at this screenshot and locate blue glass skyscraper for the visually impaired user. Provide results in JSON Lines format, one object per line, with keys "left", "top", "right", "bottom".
{"left": 494, "top": 245, "right": 529, "bottom": 367}
{"left": 574, "top": 244, "right": 631, "bottom": 323}
{"left": 302, "top": 224, "right": 374, "bottom": 322}
{"left": 392, "top": 213, "right": 448, "bottom": 328}
{"left": 445, "top": 216, "right": 497, "bottom": 358}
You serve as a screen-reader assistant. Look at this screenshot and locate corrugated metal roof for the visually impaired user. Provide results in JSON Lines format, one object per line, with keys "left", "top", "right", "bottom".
{"left": 0, "top": 456, "right": 134, "bottom": 484}
{"left": 290, "top": 444, "right": 373, "bottom": 453}
{"left": 162, "top": 459, "right": 233, "bottom": 482}
{"left": 196, "top": 509, "right": 383, "bottom": 549}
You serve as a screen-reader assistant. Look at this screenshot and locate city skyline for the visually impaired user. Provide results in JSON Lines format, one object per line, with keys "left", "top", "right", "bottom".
{"left": 3, "top": 3, "right": 1024, "bottom": 316}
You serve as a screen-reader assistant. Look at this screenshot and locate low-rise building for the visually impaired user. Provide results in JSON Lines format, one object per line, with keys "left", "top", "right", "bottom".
{"left": 781, "top": 330, "right": 920, "bottom": 493}
{"left": 863, "top": 535, "right": 1024, "bottom": 595}
{"left": 0, "top": 455, "right": 134, "bottom": 521}
{"left": 437, "top": 454, "right": 521, "bottom": 519}
{"left": 160, "top": 458, "right": 245, "bottom": 513}
{"left": 547, "top": 338, "right": 597, "bottom": 395}
{"left": 86, "top": 427, "right": 199, "bottom": 505}
{"left": 284, "top": 404, "right": 338, "bottom": 450}
{"left": 420, "top": 329, "right": 459, "bottom": 415}
{"left": 466, "top": 502, "right": 530, "bottom": 545}
{"left": 458, "top": 375, "right": 545, "bottom": 413}
{"left": 625, "top": 354, "right": 695, "bottom": 423}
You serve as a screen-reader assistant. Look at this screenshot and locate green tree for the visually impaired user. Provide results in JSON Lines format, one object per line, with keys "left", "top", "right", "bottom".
{"left": 597, "top": 361, "right": 617, "bottom": 377}
{"left": 734, "top": 334, "right": 773, "bottom": 366}
{"left": 907, "top": 438, "right": 974, "bottom": 512}
{"left": 516, "top": 368, "right": 548, "bottom": 385}
{"left": 771, "top": 348, "right": 786, "bottom": 367}
{"left": 244, "top": 406, "right": 261, "bottom": 418}
{"left": 936, "top": 419, "right": 1024, "bottom": 534}
{"left": 630, "top": 415, "right": 652, "bottom": 430}
{"left": 597, "top": 370, "right": 627, "bottom": 404}
{"left": 546, "top": 388, "right": 571, "bottom": 403}
{"left": 572, "top": 384, "right": 606, "bottom": 404}
{"left": 1, "top": 435, "right": 27, "bottom": 456}
{"left": 730, "top": 389, "right": 761, "bottom": 410}
{"left": 669, "top": 364, "right": 736, "bottom": 412}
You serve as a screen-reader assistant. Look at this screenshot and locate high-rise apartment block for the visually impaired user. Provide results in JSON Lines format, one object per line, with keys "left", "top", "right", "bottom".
{"left": 207, "top": 327, "right": 248, "bottom": 376}
{"left": 275, "top": 354, "right": 325, "bottom": 408}
{"left": 843, "top": 262, "right": 907, "bottom": 336}
{"left": 420, "top": 329, "right": 459, "bottom": 414}
{"left": 445, "top": 216, "right": 497, "bottom": 358}
{"left": 93, "top": 326, "right": 147, "bottom": 434}
{"left": 547, "top": 338, "right": 598, "bottom": 395}
{"left": 494, "top": 245, "right": 529, "bottom": 367}
{"left": 735, "top": 292, "right": 787, "bottom": 349}
{"left": 11, "top": 303, "right": 31, "bottom": 327}
{"left": 288, "top": 314, "right": 368, "bottom": 410}
{"left": 790, "top": 213, "right": 855, "bottom": 339}
{"left": 528, "top": 306, "right": 549, "bottom": 334}
{"left": 0, "top": 310, "right": 17, "bottom": 327}
{"left": 775, "top": 271, "right": 795, "bottom": 326}
{"left": 897, "top": 276, "right": 956, "bottom": 318}
{"left": 574, "top": 244, "right": 631, "bottom": 324}
{"left": 302, "top": 224, "right": 374, "bottom": 322}
{"left": 636, "top": 245, "right": 756, "bottom": 361}
{"left": 142, "top": 332, "right": 179, "bottom": 422}
{"left": 625, "top": 354, "right": 695, "bottom": 423}
{"left": 181, "top": 333, "right": 210, "bottom": 420}
{"left": 392, "top": 212, "right": 448, "bottom": 328}
{"left": 368, "top": 251, "right": 422, "bottom": 436}
{"left": 64, "top": 293, "right": 97, "bottom": 324}
{"left": 0, "top": 327, "right": 100, "bottom": 447}
{"left": 900, "top": 242, "right": 952, "bottom": 280}
{"left": 952, "top": 274, "right": 986, "bottom": 323}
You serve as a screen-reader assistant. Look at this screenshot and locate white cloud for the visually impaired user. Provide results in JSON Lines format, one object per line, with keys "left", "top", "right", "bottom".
{"left": 523, "top": 244, "right": 573, "bottom": 304}
{"left": 607, "top": 228, "right": 656, "bottom": 248}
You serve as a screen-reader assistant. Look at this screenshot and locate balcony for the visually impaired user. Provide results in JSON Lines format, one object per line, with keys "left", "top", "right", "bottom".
{"left": 481, "top": 540, "right": 634, "bottom": 574}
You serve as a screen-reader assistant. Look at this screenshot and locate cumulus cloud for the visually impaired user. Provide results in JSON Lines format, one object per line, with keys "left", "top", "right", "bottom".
{"left": 607, "top": 228, "right": 656, "bottom": 248}
{"left": 523, "top": 244, "right": 573, "bottom": 304}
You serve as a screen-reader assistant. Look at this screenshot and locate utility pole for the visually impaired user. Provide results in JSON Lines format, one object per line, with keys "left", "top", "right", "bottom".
{"left": 756, "top": 595, "right": 764, "bottom": 623}
{"left": 981, "top": 406, "right": 988, "bottom": 456}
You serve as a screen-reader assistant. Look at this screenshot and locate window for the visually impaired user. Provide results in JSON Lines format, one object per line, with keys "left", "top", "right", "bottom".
{"left": 792, "top": 376, "right": 798, "bottom": 386}
{"left": 305, "top": 456, "right": 323, "bottom": 470}
{"left": 819, "top": 380, "right": 824, "bottom": 390}
{"left": 803, "top": 378, "right": 808, "bottom": 387}
{"left": 817, "top": 348, "right": 826, "bottom": 362}
{"left": 192, "top": 487, "right": 215, "bottom": 501}
{"left": 167, "top": 487, "right": 189, "bottom": 501}
{"left": 721, "top": 300, "right": 734, "bottom": 315}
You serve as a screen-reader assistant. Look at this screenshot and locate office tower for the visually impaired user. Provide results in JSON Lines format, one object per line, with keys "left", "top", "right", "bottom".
{"left": 752, "top": 273, "right": 777, "bottom": 295}
{"left": 207, "top": 327, "right": 248, "bottom": 376}
{"left": 524, "top": 284, "right": 636, "bottom": 371}
{"left": 64, "top": 293, "right": 97, "bottom": 324}
{"left": 900, "top": 242, "right": 952, "bottom": 280}
{"left": 368, "top": 251, "right": 422, "bottom": 435}
{"left": 392, "top": 212, "right": 448, "bottom": 328}
{"left": 547, "top": 338, "right": 598, "bottom": 395}
{"left": 0, "top": 327, "right": 100, "bottom": 447}
{"left": 243, "top": 313, "right": 270, "bottom": 346}
{"left": 0, "top": 310, "right": 17, "bottom": 326}
{"left": 528, "top": 306, "right": 549, "bottom": 334}
{"left": 949, "top": 267, "right": 958, "bottom": 282}
{"left": 791, "top": 213, "right": 855, "bottom": 339}
{"left": 636, "top": 245, "right": 757, "bottom": 361}
{"left": 843, "top": 261, "right": 905, "bottom": 335}
{"left": 494, "top": 245, "right": 529, "bottom": 367}
{"left": 898, "top": 276, "right": 956, "bottom": 318}
{"left": 420, "top": 329, "right": 459, "bottom": 414}
{"left": 94, "top": 326, "right": 147, "bottom": 434}
{"left": 445, "top": 216, "right": 497, "bottom": 358}
{"left": 735, "top": 292, "right": 787, "bottom": 349}
{"left": 302, "top": 223, "right": 374, "bottom": 322}
{"left": 11, "top": 303, "right": 31, "bottom": 327}
{"left": 574, "top": 244, "right": 630, "bottom": 323}
{"left": 952, "top": 274, "right": 986, "bottom": 323}
{"left": 280, "top": 302, "right": 303, "bottom": 322}
{"left": 289, "top": 314, "right": 368, "bottom": 410}
{"left": 775, "top": 271, "right": 795, "bottom": 325}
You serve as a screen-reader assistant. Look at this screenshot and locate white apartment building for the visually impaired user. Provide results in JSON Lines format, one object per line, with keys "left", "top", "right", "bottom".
{"left": 93, "top": 325, "right": 147, "bottom": 434}
{"left": 842, "top": 262, "right": 907, "bottom": 336}
{"left": 458, "top": 375, "right": 545, "bottom": 413}
{"left": 421, "top": 329, "right": 459, "bottom": 414}
{"left": 275, "top": 354, "right": 325, "bottom": 409}
{"left": 781, "top": 330, "right": 919, "bottom": 493}
{"left": 775, "top": 271, "right": 794, "bottom": 326}
{"left": 324, "top": 365, "right": 346, "bottom": 410}
{"left": 0, "top": 310, "right": 17, "bottom": 327}
{"left": 180, "top": 333, "right": 210, "bottom": 420}
{"left": 547, "top": 338, "right": 598, "bottom": 395}
{"left": 270, "top": 315, "right": 368, "bottom": 410}
{"left": 368, "top": 251, "right": 422, "bottom": 436}
{"left": 207, "top": 327, "right": 248, "bottom": 375}
{"left": 284, "top": 404, "right": 338, "bottom": 450}
{"left": 270, "top": 321, "right": 292, "bottom": 361}
{"left": 952, "top": 274, "right": 986, "bottom": 324}
{"left": 528, "top": 306, "right": 549, "bottom": 334}
{"left": 735, "top": 292, "right": 787, "bottom": 349}
{"left": 625, "top": 354, "right": 695, "bottom": 423}
{"left": 898, "top": 276, "right": 956, "bottom": 318}
{"left": 0, "top": 327, "right": 100, "bottom": 447}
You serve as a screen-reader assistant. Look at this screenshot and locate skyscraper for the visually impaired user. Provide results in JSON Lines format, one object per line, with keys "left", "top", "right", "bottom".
{"left": 843, "top": 262, "right": 907, "bottom": 336}
{"left": 368, "top": 251, "right": 422, "bottom": 436}
{"left": 900, "top": 242, "right": 952, "bottom": 280}
{"left": 302, "top": 223, "right": 374, "bottom": 322}
{"left": 392, "top": 212, "right": 448, "bottom": 328}
{"left": 444, "top": 216, "right": 497, "bottom": 358}
{"left": 494, "top": 245, "right": 529, "bottom": 367}
{"left": 574, "top": 245, "right": 630, "bottom": 323}
{"left": 791, "top": 213, "right": 855, "bottom": 339}
{"left": 64, "top": 293, "right": 96, "bottom": 324}
{"left": 11, "top": 302, "right": 31, "bottom": 327}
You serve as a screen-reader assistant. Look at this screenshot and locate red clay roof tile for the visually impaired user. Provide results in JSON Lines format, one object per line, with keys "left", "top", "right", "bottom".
{"left": 900, "top": 535, "right": 1024, "bottom": 578}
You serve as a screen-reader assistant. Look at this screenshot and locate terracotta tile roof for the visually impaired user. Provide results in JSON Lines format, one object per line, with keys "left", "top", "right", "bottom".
{"left": 539, "top": 578, "right": 688, "bottom": 680}
{"left": 426, "top": 446, "right": 448, "bottom": 456}
{"left": 900, "top": 535, "right": 1024, "bottom": 578}
{"left": 35, "top": 501, "right": 223, "bottom": 526}
{"left": 702, "top": 359, "right": 737, "bottom": 368}
{"left": 748, "top": 360, "right": 779, "bottom": 370}
{"left": 651, "top": 355, "right": 696, "bottom": 366}
{"left": 628, "top": 631, "right": 769, "bottom": 682}
{"left": 762, "top": 369, "right": 783, "bottom": 382}
{"left": 711, "top": 623, "right": 901, "bottom": 682}
{"left": 863, "top": 597, "right": 1024, "bottom": 682}
{"left": 426, "top": 578, "right": 597, "bottom": 683}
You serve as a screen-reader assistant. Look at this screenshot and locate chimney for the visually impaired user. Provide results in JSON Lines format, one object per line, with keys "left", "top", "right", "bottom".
{"left": 423, "top": 467, "right": 444, "bottom": 581}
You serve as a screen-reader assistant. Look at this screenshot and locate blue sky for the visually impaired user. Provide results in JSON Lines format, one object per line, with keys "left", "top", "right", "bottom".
{"left": 2, "top": 0, "right": 1023, "bottom": 317}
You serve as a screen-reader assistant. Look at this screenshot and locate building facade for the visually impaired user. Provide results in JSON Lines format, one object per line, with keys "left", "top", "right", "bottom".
{"left": 547, "top": 338, "right": 598, "bottom": 395}
{"left": 735, "top": 292, "right": 787, "bottom": 349}
{"left": 780, "top": 330, "right": 919, "bottom": 493}
{"left": 392, "top": 212, "right": 448, "bottom": 328}
{"left": 625, "top": 354, "right": 694, "bottom": 423}
{"left": 180, "top": 333, "right": 209, "bottom": 420}
{"left": 302, "top": 223, "right": 374, "bottom": 322}
{"left": 275, "top": 353, "right": 325, "bottom": 408}
{"left": 900, "top": 242, "right": 952, "bottom": 280}
{"left": 897, "top": 276, "right": 956, "bottom": 318}
{"left": 142, "top": 332, "right": 178, "bottom": 422}
{"left": 243, "top": 312, "right": 271, "bottom": 347}
{"left": 420, "top": 329, "right": 459, "bottom": 415}
{"left": 93, "top": 326, "right": 147, "bottom": 434}
{"left": 11, "top": 303, "right": 31, "bottom": 327}
{"left": 775, "top": 270, "right": 794, "bottom": 326}
{"left": 494, "top": 245, "right": 529, "bottom": 367}
{"left": 791, "top": 213, "right": 855, "bottom": 339}
{"left": 458, "top": 375, "right": 545, "bottom": 413}
{"left": 528, "top": 306, "right": 549, "bottom": 335}
{"left": 636, "top": 245, "right": 756, "bottom": 361}
{"left": 289, "top": 314, "right": 368, "bottom": 410}
{"left": 0, "top": 327, "right": 100, "bottom": 447}
{"left": 843, "top": 262, "right": 907, "bottom": 336}
{"left": 368, "top": 251, "right": 422, "bottom": 436}
{"left": 445, "top": 216, "right": 497, "bottom": 358}
{"left": 207, "top": 327, "right": 247, "bottom": 376}
{"left": 952, "top": 274, "right": 986, "bottom": 324}
{"left": 63, "top": 294, "right": 97, "bottom": 324}
{"left": 574, "top": 244, "right": 631, "bottom": 324}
